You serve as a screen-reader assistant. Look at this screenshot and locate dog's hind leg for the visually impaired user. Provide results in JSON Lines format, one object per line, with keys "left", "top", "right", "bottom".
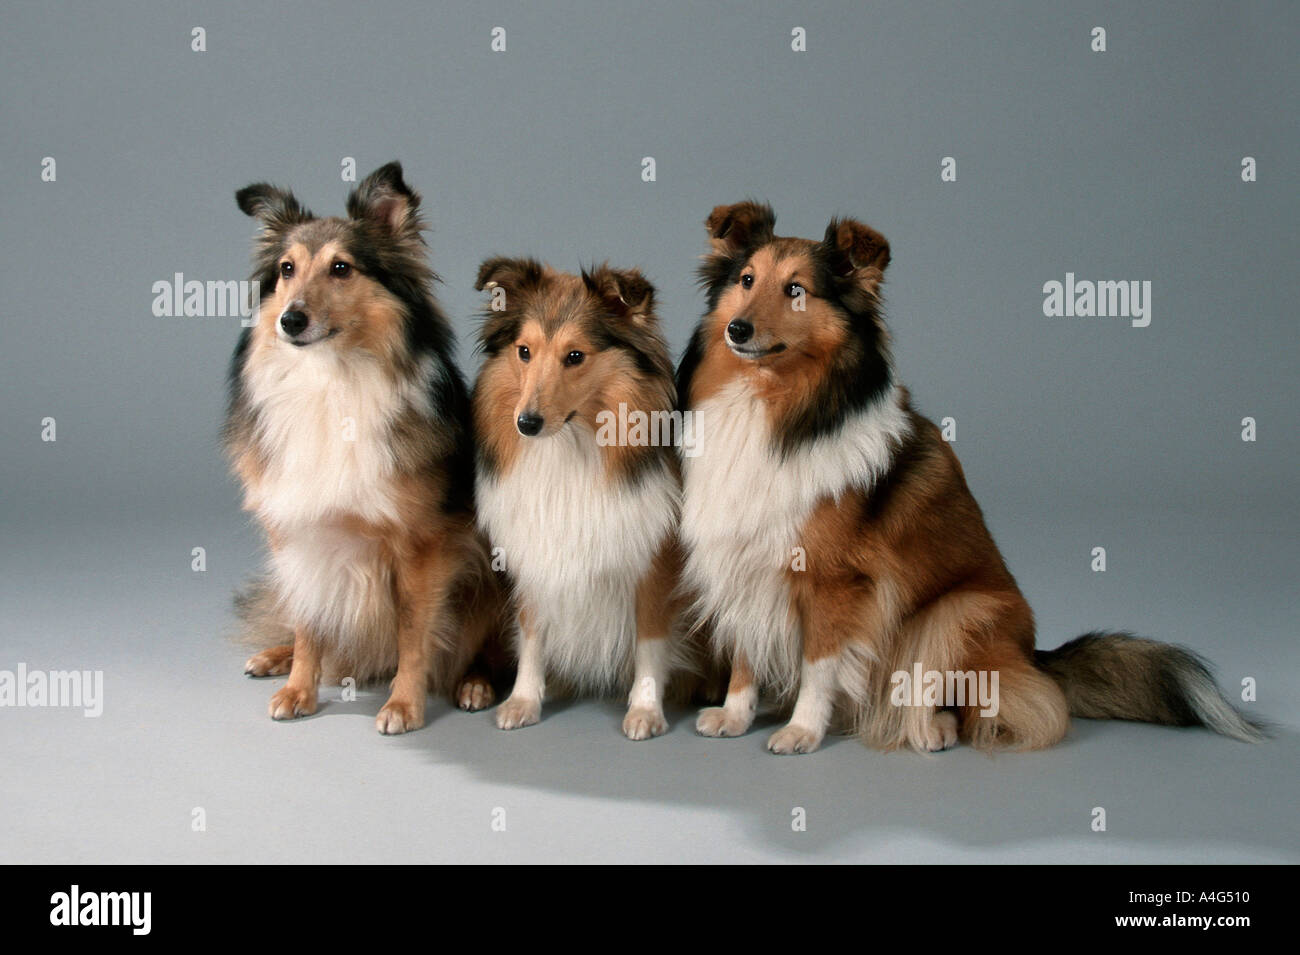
{"left": 455, "top": 663, "right": 494, "bottom": 712}
{"left": 245, "top": 643, "right": 293, "bottom": 677}
{"left": 451, "top": 582, "right": 507, "bottom": 712}
{"left": 920, "top": 709, "right": 960, "bottom": 751}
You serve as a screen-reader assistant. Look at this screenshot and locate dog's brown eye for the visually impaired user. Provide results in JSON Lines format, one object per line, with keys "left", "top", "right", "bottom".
{"left": 517, "top": 345, "right": 530, "bottom": 362}
{"left": 280, "top": 261, "right": 294, "bottom": 278}
{"left": 741, "top": 274, "right": 754, "bottom": 289}
{"left": 331, "top": 261, "right": 351, "bottom": 278}
{"left": 786, "top": 282, "right": 804, "bottom": 298}
{"left": 564, "top": 350, "right": 585, "bottom": 367}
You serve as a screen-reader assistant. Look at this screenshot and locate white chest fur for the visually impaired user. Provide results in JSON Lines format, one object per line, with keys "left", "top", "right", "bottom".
{"left": 244, "top": 346, "right": 433, "bottom": 529}
{"left": 680, "top": 379, "right": 910, "bottom": 693}
{"left": 477, "top": 426, "right": 678, "bottom": 691}
{"left": 242, "top": 345, "right": 434, "bottom": 645}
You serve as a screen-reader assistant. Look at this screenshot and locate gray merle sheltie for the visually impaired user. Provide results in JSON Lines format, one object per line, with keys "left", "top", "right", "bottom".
{"left": 226, "top": 162, "right": 500, "bottom": 735}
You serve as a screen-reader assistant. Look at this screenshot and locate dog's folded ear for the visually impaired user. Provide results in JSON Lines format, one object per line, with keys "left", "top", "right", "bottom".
{"left": 819, "top": 217, "right": 890, "bottom": 294}
{"left": 475, "top": 256, "right": 544, "bottom": 296}
{"left": 475, "top": 257, "right": 544, "bottom": 354}
{"left": 582, "top": 265, "right": 655, "bottom": 322}
{"left": 235, "top": 183, "right": 310, "bottom": 230}
{"left": 705, "top": 201, "right": 776, "bottom": 256}
{"left": 346, "top": 161, "right": 422, "bottom": 236}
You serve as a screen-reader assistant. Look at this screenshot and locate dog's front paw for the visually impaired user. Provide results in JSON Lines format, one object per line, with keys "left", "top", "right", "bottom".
{"left": 696, "top": 706, "right": 753, "bottom": 738}
{"left": 766, "top": 722, "right": 824, "bottom": 755}
{"left": 456, "top": 674, "right": 495, "bottom": 712}
{"left": 268, "top": 684, "right": 317, "bottom": 720}
{"left": 916, "top": 710, "right": 959, "bottom": 752}
{"left": 245, "top": 644, "right": 294, "bottom": 677}
{"left": 375, "top": 697, "right": 425, "bottom": 735}
{"left": 495, "top": 696, "right": 541, "bottom": 730}
{"left": 623, "top": 706, "right": 668, "bottom": 741}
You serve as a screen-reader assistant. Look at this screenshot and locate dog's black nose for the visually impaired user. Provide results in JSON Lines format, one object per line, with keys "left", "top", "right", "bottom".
{"left": 727, "top": 318, "right": 754, "bottom": 345}
{"left": 280, "top": 310, "right": 309, "bottom": 336}
{"left": 516, "top": 412, "right": 544, "bottom": 437}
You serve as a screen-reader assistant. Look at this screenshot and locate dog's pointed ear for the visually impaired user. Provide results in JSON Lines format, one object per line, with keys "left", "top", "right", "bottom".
{"left": 583, "top": 265, "right": 655, "bottom": 323}
{"left": 235, "top": 183, "right": 309, "bottom": 230}
{"left": 475, "top": 256, "right": 544, "bottom": 296}
{"left": 704, "top": 201, "right": 776, "bottom": 256}
{"left": 820, "top": 217, "right": 890, "bottom": 291}
{"left": 346, "top": 161, "right": 422, "bottom": 235}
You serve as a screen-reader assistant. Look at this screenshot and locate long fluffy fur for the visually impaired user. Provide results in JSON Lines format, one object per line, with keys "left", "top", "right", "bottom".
{"left": 682, "top": 377, "right": 910, "bottom": 698}
{"left": 478, "top": 425, "right": 684, "bottom": 693}
{"left": 1036, "top": 633, "right": 1264, "bottom": 743}
{"left": 227, "top": 162, "right": 496, "bottom": 698}
{"left": 471, "top": 262, "right": 708, "bottom": 708}
{"left": 679, "top": 201, "right": 1262, "bottom": 752}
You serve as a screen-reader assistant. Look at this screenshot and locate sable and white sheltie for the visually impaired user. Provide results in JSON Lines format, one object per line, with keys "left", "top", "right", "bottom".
{"left": 677, "top": 201, "right": 1263, "bottom": 754}
{"left": 470, "top": 259, "right": 698, "bottom": 738}
{"left": 225, "top": 162, "right": 499, "bottom": 734}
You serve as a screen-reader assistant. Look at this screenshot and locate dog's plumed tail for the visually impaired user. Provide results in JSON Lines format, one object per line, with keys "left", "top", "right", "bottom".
{"left": 1034, "top": 631, "right": 1265, "bottom": 743}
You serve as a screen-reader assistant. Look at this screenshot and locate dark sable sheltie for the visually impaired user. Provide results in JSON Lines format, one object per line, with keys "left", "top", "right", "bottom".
{"left": 471, "top": 259, "right": 699, "bottom": 738}
{"left": 226, "top": 162, "right": 499, "bottom": 734}
{"left": 677, "top": 201, "right": 1263, "bottom": 754}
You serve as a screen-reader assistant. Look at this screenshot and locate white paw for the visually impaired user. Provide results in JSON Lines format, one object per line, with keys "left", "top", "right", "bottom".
{"left": 919, "top": 711, "right": 959, "bottom": 752}
{"left": 495, "top": 696, "right": 541, "bottom": 730}
{"left": 695, "top": 706, "right": 754, "bottom": 738}
{"left": 245, "top": 645, "right": 293, "bottom": 677}
{"left": 375, "top": 698, "right": 425, "bottom": 735}
{"left": 268, "top": 685, "right": 317, "bottom": 720}
{"left": 456, "top": 675, "right": 495, "bottom": 712}
{"left": 766, "top": 723, "right": 824, "bottom": 755}
{"left": 623, "top": 706, "right": 668, "bottom": 741}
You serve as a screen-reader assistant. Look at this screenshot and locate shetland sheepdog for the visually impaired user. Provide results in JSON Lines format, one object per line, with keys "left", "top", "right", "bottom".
{"left": 677, "top": 201, "right": 1263, "bottom": 754}
{"left": 471, "top": 259, "right": 698, "bottom": 738}
{"left": 226, "top": 162, "right": 500, "bottom": 734}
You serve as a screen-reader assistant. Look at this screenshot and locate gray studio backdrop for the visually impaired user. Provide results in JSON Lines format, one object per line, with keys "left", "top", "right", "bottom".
{"left": 3, "top": 0, "right": 1294, "bottom": 528}
{"left": 0, "top": 1, "right": 1295, "bottom": 863}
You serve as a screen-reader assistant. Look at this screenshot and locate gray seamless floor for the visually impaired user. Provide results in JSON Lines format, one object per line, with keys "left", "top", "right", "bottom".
{"left": 1, "top": 510, "right": 1293, "bottom": 864}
